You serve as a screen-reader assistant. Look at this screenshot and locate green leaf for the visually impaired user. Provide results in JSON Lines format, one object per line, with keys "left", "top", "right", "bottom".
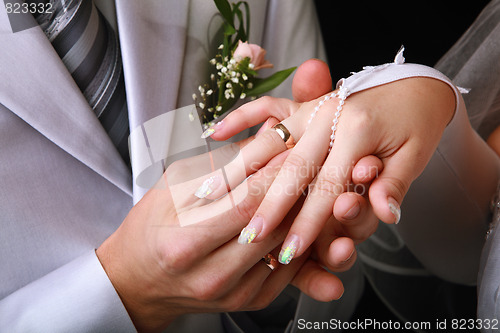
{"left": 214, "top": 0, "right": 235, "bottom": 28}
{"left": 245, "top": 67, "right": 297, "bottom": 97}
{"left": 232, "top": 2, "right": 248, "bottom": 43}
{"left": 224, "top": 24, "right": 236, "bottom": 36}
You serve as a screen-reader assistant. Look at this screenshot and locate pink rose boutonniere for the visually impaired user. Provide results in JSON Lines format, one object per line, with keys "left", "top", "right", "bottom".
{"left": 233, "top": 41, "right": 273, "bottom": 70}
{"left": 193, "top": 0, "right": 296, "bottom": 128}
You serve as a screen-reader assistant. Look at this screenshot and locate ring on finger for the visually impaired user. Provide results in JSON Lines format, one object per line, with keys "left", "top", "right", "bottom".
{"left": 272, "top": 123, "right": 295, "bottom": 149}
{"left": 261, "top": 253, "right": 279, "bottom": 271}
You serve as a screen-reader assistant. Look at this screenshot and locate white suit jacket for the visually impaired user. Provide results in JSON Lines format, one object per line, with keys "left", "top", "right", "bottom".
{"left": 0, "top": 1, "right": 364, "bottom": 332}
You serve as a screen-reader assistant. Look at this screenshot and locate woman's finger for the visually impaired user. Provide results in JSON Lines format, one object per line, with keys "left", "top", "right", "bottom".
{"left": 273, "top": 109, "right": 377, "bottom": 264}
{"left": 208, "top": 58, "right": 332, "bottom": 141}
{"left": 208, "top": 96, "right": 299, "bottom": 141}
{"left": 159, "top": 149, "right": 289, "bottom": 269}
{"left": 236, "top": 96, "right": 336, "bottom": 247}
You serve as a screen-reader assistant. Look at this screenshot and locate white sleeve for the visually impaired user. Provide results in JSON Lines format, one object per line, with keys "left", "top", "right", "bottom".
{"left": 0, "top": 251, "right": 136, "bottom": 333}
{"left": 341, "top": 50, "right": 500, "bottom": 284}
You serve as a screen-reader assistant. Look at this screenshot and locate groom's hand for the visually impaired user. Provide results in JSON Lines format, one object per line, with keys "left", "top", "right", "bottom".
{"left": 97, "top": 149, "right": 313, "bottom": 332}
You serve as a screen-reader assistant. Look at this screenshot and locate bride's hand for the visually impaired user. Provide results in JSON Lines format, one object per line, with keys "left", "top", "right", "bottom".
{"left": 208, "top": 65, "right": 455, "bottom": 265}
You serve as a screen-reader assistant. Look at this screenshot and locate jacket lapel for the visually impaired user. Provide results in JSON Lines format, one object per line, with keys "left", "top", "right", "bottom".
{"left": 115, "top": 0, "right": 191, "bottom": 202}
{"left": 0, "top": 9, "right": 132, "bottom": 196}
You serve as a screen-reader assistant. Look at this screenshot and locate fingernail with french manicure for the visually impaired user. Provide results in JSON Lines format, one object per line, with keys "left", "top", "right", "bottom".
{"left": 194, "top": 175, "right": 221, "bottom": 199}
{"left": 279, "top": 234, "right": 300, "bottom": 265}
{"left": 200, "top": 121, "right": 224, "bottom": 139}
{"left": 388, "top": 197, "right": 401, "bottom": 224}
{"left": 238, "top": 216, "right": 263, "bottom": 244}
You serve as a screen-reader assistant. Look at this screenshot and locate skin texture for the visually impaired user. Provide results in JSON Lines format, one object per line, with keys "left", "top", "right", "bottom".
{"left": 487, "top": 125, "right": 500, "bottom": 156}
{"left": 96, "top": 59, "right": 384, "bottom": 332}
{"left": 211, "top": 62, "right": 455, "bottom": 265}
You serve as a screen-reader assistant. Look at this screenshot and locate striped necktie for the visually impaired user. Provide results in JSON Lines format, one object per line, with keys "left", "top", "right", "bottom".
{"left": 34, "top": 0, "right": 130, "bottom": 164}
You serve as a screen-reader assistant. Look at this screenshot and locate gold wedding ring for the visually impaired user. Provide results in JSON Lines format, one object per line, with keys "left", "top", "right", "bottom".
{"left": 272, "top": 123, "right": 295, "bottom": 149}
{"left": 261, "top": 253, "right": 279, "bottom": 271}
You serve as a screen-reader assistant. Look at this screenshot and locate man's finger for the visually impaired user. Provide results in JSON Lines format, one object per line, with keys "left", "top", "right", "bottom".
{"left": 290, "top": 259, "right": 344, "bottom": 302}
{"left": 292, "top": 59, "right": 333, "bottom": 103}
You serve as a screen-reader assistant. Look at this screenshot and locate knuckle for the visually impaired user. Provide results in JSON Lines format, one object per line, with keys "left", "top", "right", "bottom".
{"left": 223, "top": 291, "right": 250, "bottom": 312}
{"left": 257, "top": 95, "right": 275, "bottom": 105}
{"left": 385, "top": 176, "right": 409, "bottom": 200}
{"left": 234, "top": 196, "right": 257, "bottom": 221}
{"left": 260, "top": 127, "right": 287, "bottom": 150}
{"left": 281, "top": 153, "right": 308, "bottom": 176}
{"left": 165, "top": 161, "right": 196, "bottom": 186}
{"left": 158, "top": 240, "right": 195, "bottom": 274}
{"left": 351, "top": 220, "right": 378, "bottom": 244}
{"left": 192, "top": 273, "right": 228, "bottom": 302}
{"left": 345, "top": 106, "right": 373, "bottom": 133}
{"left": 314, "top": 176, "right": 345, "bottom": 198}
{"left": 247, "top": 293, "right": 276, "bottom": 311}
{"left": 231, "top": 193, "right": 258, "bottom": 223}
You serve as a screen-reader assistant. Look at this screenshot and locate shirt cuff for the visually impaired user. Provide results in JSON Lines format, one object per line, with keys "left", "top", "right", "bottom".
{"left": 0, "top": 250, "right": 136, "bottom": 332}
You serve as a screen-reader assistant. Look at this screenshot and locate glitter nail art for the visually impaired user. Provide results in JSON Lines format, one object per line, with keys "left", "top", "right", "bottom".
{"left": 388, "top": 198, "right": 401, "bottom": 224}
{"left": 200, "top": 121, "right": 223, "bottom": 139}
{"left": 279, "top": 237, "right": 298, "bottom": 265}
{"left": 194, "top": 176, "right": 217, "bottom": 198}
{"left": 238, "top": 226, "right": 257, "bottom": 244}
{"left": 238, "top": 216, "right": 263, "bottom": 245}
{"left": 200, "top": 127, "right": 215, "bottom": 139}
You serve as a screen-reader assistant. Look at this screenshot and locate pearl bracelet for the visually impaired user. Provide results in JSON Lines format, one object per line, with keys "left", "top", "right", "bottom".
{"left": 307, "top": 80, "right": 350, "bottom": 151}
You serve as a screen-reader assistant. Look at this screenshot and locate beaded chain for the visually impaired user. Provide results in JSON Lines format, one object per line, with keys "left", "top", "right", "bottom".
{"left": 307, "top": 81, "right": 350, "bottom": 152}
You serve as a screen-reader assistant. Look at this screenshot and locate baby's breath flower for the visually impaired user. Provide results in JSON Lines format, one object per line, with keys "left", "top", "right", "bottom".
{"left": 192, "top": 0, "right": 293, "bottom": 126}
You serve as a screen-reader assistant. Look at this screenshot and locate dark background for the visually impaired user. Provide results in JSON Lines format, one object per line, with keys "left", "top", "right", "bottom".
{"left": 313, "top": 0, "right": 490, "bottom": 329}
{"left": 314, "top": 0, "right": 491, "bottom": 80}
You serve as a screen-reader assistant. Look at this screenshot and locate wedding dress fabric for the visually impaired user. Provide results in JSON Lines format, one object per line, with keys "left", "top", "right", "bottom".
{"left": 266, "top": 41, "right": 497, "bottom": 331}
{"left": 341, "top": 0, "right": 500, "bottom": 329}
{"left": 440, "top": 1, "right": 500, "bottom": 328}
